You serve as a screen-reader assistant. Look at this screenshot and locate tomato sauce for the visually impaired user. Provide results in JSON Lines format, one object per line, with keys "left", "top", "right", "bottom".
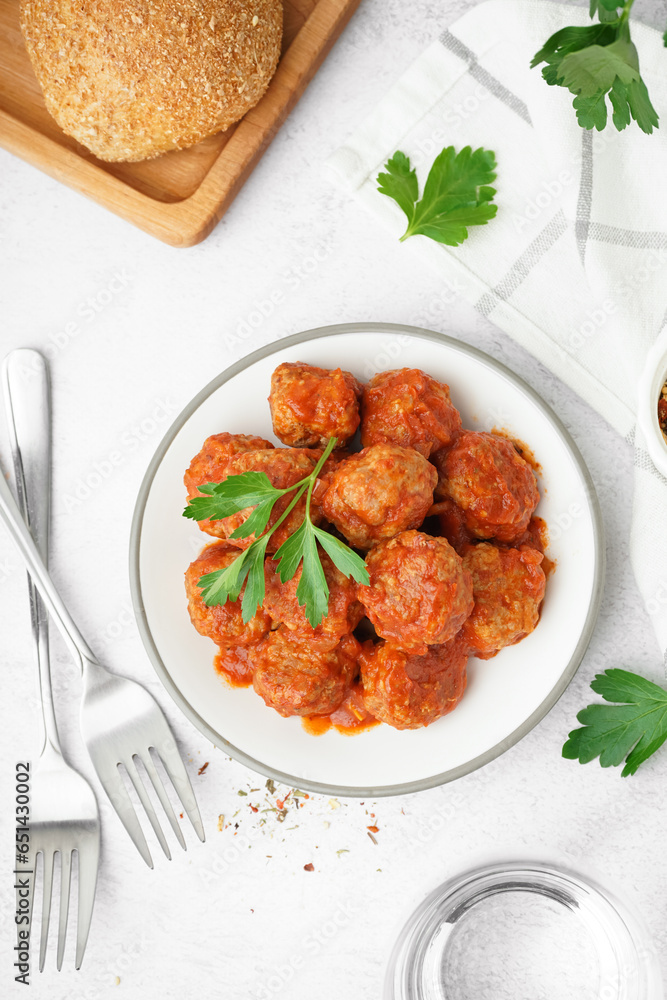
{"left": 214, "top": 646, "right": 254, "bottom": 688}
{"left": 302, "top": 683, "right": 379, "bottom": 736}
{"left": 491, "top": 428, "right": 543, "bottom": 475}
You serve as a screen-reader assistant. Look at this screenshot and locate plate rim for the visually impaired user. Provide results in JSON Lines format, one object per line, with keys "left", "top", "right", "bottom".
{"left": 129, "top": 322, "right": 605, "bottom": 797}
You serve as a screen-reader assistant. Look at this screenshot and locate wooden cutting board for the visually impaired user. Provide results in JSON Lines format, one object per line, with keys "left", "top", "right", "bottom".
{"left": 0, "top": 0, "right": 362, "bottom": 246}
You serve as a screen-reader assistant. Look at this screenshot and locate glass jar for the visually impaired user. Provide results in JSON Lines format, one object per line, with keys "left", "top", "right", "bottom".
{"left": 385, "top": 859, "right": 662, "bottom": 1000}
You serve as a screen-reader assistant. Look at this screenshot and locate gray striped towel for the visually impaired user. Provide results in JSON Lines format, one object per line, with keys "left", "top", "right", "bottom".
{"left": 326, "top": 0, "right": 667, "bottom": 662}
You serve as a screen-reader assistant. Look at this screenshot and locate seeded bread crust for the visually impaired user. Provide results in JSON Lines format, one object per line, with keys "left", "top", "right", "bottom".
{"left": 20, "top": 0, "right": 283, "bottom": 162}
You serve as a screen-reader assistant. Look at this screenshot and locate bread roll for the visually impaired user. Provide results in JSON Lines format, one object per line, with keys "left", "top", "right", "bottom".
{"left": 20, "top": 0, "right": 283, "bottom": 162}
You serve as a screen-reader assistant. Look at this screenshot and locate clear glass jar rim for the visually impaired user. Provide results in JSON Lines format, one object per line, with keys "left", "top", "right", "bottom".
{"left": 385, "top": 858, "right": 663, "bottom": 1000}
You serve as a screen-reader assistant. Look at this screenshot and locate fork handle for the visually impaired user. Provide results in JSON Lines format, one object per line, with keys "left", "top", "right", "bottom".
{"left": 2, "top": 350, "right": 61, "bottom": 755}
{"left": 0, "top": 353, "right": 99, "bottom": 673}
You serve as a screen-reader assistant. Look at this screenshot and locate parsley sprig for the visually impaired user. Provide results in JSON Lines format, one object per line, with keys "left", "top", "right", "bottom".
{"left": 563, "top": 668, "right": 667, "bottom": 775}
{"left": 377, "top": 146, "right": 498, "bottom": 248}
{"left": 183, "top": 437, "right": 369, "bottom": 627}
{"left": 531, "top": 0, "right": 659, "bottom": 134}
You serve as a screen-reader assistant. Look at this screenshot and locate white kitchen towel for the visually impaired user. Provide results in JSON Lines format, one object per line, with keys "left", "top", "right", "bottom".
{"left": 326, "top": 0, "right": 667, "bottom": 659}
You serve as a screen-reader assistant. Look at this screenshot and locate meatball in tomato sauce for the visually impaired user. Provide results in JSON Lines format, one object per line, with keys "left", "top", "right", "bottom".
{"left": 435, "top": 431, "right": 539, "bottom": 543}
{"left": 359, "top": 635, "right": 468, "bottom": 730}
{"left": 185, "top": 443, "right": 320, "bottom": 552}
{"left": 184, "top": 432, "right": 274, "bottom": 495}
{"left": 185, "top": 542, "right": 271, "bottom": 647}
{"left": 359, "top": 530, "right": 473, "bottom": 652}
{"left": 263, "top": 551, "right": 363, "bottom": 650}
{"left": 250, "top": 629, "right": 360, "bottom": 717}
{"left": 269, "top": 362, "right": 363, "bottom": 449}
{"left": 462, "top": 543, "right": 546, "bottom": 659}
{"left": 319, "top": 444, "right": 437, "bottom": 550}
{"left": 361, "top": 368, "right": 462, "bottom": 458}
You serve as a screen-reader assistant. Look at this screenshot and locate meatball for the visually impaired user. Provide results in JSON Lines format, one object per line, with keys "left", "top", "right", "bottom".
{"left": 359, "top": 635, "right": 468, "bottom": 730}
{"left": 269, "top": 362, "right": 364, "bottom": 448}
{"left": 184, "top": 432, "right": 274, "bottom": 493}
{"left": 185, "top": 444, "right": 320, "bottom": 552}
{"left": 185, "top": 543, "right": 271, "bottom": 647}
{"left": 436, "top": 431, "right": 539, "bottom": 543}
{"left": 359, "top": 530, "right": 473, "bottom": 652}
{"left": 361, "top": 368, "right": 462, "bottom": 458}
{"left": 250, "top": 629, "right": 360, "bottom": 717}
{"left": 462, "top": 543, "right": 546, "bottom": 659}
{"left": 184, "top": 432, "right": 274, "bottom": 538}
{"left": 319, "top": 444, "right": 437, "bottom": 550}
{"left": 263, "top": 551, "right": 363, "bottom": 650}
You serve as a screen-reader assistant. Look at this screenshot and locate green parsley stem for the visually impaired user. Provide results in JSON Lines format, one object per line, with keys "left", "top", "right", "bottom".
{"left": 262, "top": 482, "right": 308, "bottom": 541}
{"left": 250, "top": 435, "right": 337, "bottom": 549}
{"left": 304, "top": 436, "right": 337, "bottom": 522}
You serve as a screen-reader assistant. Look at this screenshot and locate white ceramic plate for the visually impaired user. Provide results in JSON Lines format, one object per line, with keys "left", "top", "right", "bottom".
{"left": 130, "top": 323, "right": 604, "bottom": 796}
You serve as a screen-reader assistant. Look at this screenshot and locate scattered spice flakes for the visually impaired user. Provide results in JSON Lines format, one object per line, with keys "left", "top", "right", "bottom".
{"left": 367, "top": 831, "right": 378, "bottom": 846}
{"left": 367, "top": 825, "right": 379, "bottom": 834}
{"left": 328, "top": 798, "right": 340, "bottom": 810}
{"left": 304, "top": 862, "right": 315, "bottom": 872}
{"left": 217, "top": 814, "right": 225, "bottom": 832}
{"left": 336, "top": 848, "right": 349, "bottom": 857}
{"left": 249, "top": 804, "right": 259, "bottom": 813}
{"left": 179, "top": 812, "right": 183, "bottom": 819}
{"left": 238, "top": 790, "right": 248, "bottom": 797}
{"left": 198, "top": 762, "right": 209, "bottom": 775}
{"left": 266, "top": 779, "right": 276, "bottom": 794}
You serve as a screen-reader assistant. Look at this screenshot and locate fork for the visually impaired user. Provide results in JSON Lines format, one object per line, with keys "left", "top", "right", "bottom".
{"left": 4, "top": 349, "right": 99, "bottom": 970}
{"left": 0, "top": 352, "right": 205, "bottom": 868}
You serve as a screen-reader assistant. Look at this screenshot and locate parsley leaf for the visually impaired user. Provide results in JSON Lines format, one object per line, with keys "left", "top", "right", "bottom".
{"left": 376, "top": 151, "right": 419, "bottom": 223}
{"left": 312, "top": 526, "right": 369, "bottom": 585}
{"left": 377, "top": 145, "right": 498, "bottom": 248}
{"left": 295, "top": 520, "right": 330, "bottom": 629}
{"left": 557, "top": 40, "right": 639, "bottom": 97}
{"left": 240, "top": 536, "right": 271, "bottom": 623}
{"left": 183, "top": 436, "right": 368, "bottom": 627}
{"left": 563, "top": 668, "right": 667, "bottom": 776}
{"left": 532, "top": 1, "right": 659, "bottom": 134}
{"left": 183, "top": 471, "right": 289, "bottom": 525}
{"left": 198, "top": 546, "right": 254, "bottom": 607}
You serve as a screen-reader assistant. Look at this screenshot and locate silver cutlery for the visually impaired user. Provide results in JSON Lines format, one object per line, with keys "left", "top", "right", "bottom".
{"left": 1, "top": 350, "right": 205, "bottom": 868}
{"left": 4, "top": 349, "right": 99, "bottom": 970}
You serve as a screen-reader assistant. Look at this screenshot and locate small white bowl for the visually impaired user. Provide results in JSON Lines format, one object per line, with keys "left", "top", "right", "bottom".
{"left": 638, "top": 328, "right": 667, "bottom": 478}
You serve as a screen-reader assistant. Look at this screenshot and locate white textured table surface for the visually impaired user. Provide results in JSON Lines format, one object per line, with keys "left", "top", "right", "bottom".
{"left": 2, "top": 1, "right": 666, "bottom": 997}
